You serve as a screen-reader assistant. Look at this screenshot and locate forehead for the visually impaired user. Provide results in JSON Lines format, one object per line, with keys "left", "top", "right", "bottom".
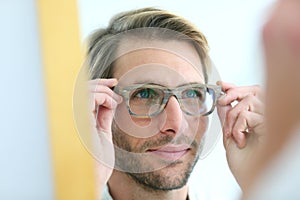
{"left": 113, "top": 40, "right": 205, "bottom": 87}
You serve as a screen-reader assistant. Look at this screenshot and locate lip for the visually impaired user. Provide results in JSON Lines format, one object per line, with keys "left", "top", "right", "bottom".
{"left": 147, "top": 145, "right": 191, "bottom": 160}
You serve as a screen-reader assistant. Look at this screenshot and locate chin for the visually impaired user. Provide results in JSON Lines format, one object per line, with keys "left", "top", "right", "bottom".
{"left": 127, "top": 153, "right": 199, "bottom": 191}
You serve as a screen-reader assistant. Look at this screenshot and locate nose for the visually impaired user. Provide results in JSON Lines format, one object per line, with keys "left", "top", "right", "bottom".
{"left": 159, "top": 96, "right": 188, "bottom": 135}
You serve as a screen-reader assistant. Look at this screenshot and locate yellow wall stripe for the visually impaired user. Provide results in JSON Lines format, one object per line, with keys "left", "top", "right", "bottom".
{"left": 37, "top": 0, "right": 96, "bottom": 199}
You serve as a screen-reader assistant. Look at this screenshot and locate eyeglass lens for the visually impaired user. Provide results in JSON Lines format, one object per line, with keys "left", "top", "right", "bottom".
{"left": 128, "top": 86, "right": 214, "bottom": 117}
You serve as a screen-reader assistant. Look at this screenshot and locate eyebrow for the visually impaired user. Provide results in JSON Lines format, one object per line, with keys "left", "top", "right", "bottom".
{"left": 132, "top": 81, "right": 205, "bottom": 87}
{"left": 177, "top": 82, "right": 205, "bottom": 87}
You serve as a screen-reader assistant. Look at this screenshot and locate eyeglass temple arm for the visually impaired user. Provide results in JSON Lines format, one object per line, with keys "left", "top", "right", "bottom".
{"left": 207, "top": 85, "right": 225, "bottom": 99}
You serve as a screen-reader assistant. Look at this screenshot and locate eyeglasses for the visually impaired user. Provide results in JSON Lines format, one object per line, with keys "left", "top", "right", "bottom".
{"left": 114, "top": 83, "right": 224, "bottom": 118}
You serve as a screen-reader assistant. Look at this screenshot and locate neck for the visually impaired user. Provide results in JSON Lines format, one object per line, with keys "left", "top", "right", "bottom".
{"left": 108, "top": 170, "right": 189, "bottom": 200}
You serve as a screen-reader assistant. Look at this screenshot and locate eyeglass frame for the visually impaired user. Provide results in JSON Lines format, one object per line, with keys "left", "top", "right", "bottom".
{"left": 113, "top": 83, "right": 224, "bottom": 118}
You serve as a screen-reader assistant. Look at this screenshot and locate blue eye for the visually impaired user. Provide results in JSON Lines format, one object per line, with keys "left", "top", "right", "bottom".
{"left": 185, "top": 89, "right": 198, "bottom": 98}
{"left": 134, "top": 88, "right": 157, "bottom": 99}
{"left": 183, "top": 88, "right": 205, "bottom": 99}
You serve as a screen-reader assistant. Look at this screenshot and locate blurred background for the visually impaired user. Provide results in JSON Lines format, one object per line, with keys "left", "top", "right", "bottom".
{"left": 0, "top": 0, "right": 275, "bottom": 199}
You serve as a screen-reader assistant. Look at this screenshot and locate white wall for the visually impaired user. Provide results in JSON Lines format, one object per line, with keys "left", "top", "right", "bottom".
{"left": 0, "top": 1, "right": 54, "bottom": 199}
{"left": 77, "top": 0, "right": 275, "bottom": 199}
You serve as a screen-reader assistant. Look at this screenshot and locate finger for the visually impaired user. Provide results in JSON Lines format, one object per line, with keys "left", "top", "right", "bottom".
{"left": 224, "top": 94, "right": 264, "bottom": 136}
{"left": 93, "top": 93, "right": 120, "bottom": 110}
{"left": 89, "top": 78, "right": 118, "bottom": 87}
{"left": 232, "top": 111, "right": 264, "bottom": 149}
{"left": 89, "top": 84, "right": 123, "bottom": 103}
{"left": 217, "top": 104, "right": 232, "bottom": 138}
{"left": 94, "top": 94, "right": 120, "bottom": 132}
{"left": 217, "top": 81, "right": 236, "bottom": 92}
{"left": 96, "top": 105, "right": 115, "bottom": 133}
{"left": 218, "top": 85, "right": 262, "bottom": 106}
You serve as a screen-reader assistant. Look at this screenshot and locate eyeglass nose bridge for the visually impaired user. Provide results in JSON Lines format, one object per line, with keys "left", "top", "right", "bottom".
{"left": 161, "top": 90, "right": 180, "bottom": 106}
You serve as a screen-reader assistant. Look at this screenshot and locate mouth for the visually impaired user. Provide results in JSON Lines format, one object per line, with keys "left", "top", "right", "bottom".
{"left": 146, "top": 145, "right": 191, "bottom": 160}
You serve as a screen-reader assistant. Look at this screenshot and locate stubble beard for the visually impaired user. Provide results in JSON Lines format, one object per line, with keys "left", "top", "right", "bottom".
{"left": 127, "top": 148, "right": 200, "bottom": 191}
{"left": 112, "top": 124, "right": 204, "bottom": 191}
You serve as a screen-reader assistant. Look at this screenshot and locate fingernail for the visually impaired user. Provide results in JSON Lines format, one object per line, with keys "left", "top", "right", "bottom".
{"left": 113, "top": 80, "right": 118, "bottom": 86}
{"left": 109, "top": 78, "right": 117, "bottom": 85}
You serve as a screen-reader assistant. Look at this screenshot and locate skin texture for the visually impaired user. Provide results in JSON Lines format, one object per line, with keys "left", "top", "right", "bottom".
{"left": 110, "top": 42, "right": 206, "bottom": 200}
{"left": 89, "top": 40, "right": 264, "bottom": 199}
{"left": 217, "top": 82, "right": 264, "bottom": 189}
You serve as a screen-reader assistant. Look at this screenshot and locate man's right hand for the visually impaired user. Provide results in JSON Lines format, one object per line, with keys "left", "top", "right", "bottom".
{"left": 88, "top": 78, "right": 123, "bottom": 196}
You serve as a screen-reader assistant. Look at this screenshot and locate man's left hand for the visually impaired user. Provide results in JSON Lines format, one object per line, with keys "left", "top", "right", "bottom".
{"left": 217, "top": 81, "right": 265, "bottom": 190}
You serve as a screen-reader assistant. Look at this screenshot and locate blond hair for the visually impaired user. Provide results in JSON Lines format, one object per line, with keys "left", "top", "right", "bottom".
{"left": 86, "top": 7, "right": 210, "bottom": 82}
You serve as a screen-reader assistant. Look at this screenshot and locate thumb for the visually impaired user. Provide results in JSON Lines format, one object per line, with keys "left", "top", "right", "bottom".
{"left": 217, "top": 104, "right": 232, "bottom": 146}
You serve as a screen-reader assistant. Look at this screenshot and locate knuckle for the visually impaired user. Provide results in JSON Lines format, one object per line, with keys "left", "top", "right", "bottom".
{"left": 227, "top": 105, "right": 246, "bottom": 121}
{"left": 227, "top": 109, "right": 236, "bottom": 121}
{"left": 253, "top": 84, "right": 261, "bottom": 90}
{"left": 245, "top": 93, "right": 254, "bottom": 99}
{"left": 252, "top": 84, "right": 262, "bottom": 94}
{"left": 95, "top": 97, "right": 103, "bottom": 106}
{"left": 232, "top": 128, "right": 240, "bottom": 138}
{"left": 244, "top": 94, "right": 255, "bottom": 104}
{"left": 94, "top": 84, "right": 104, "bottom": 91}
{"left": 239, "top": 110, "right": 248, "bottom": 119}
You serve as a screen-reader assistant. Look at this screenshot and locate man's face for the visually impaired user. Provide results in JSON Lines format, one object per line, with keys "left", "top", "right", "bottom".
{"left": 111, "top": 40, "right": 208, "bottom": 190}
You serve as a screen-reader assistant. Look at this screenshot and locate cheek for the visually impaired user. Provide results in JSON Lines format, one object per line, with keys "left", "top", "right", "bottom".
{"left": 112, "top": 123, "right": 146, "bottom": 152}
{"left": 187, "top": 116, "right": 208, "bottom": 141}
{"left": 114, "top": 102, "right": 162, "bottom": 139}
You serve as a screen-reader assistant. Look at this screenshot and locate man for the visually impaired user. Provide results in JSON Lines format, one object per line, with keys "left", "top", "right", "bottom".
{"left": 86, "top": 8, "right": 264, "bottom": 199}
